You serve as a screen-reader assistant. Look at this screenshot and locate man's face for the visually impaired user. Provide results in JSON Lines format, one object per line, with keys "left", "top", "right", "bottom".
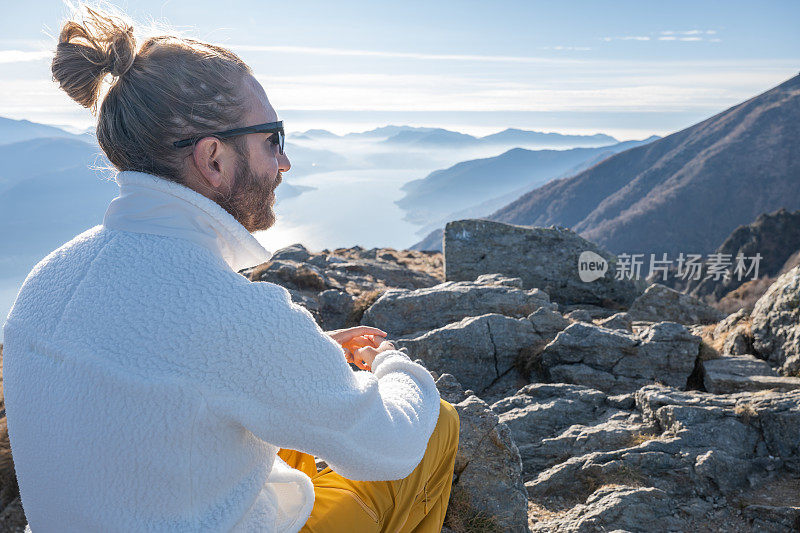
{"left": 215, "top": 75, "right": 291, "bottom": 233}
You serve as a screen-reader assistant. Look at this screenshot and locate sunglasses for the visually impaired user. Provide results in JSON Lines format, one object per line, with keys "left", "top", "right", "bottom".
{"left": 172, "top": 120, "right": 285, "bottom": 155}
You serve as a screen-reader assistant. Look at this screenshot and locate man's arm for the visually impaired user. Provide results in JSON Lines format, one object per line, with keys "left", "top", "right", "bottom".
{"left": 196, "top": 280, "right": 441, "bottom": 481}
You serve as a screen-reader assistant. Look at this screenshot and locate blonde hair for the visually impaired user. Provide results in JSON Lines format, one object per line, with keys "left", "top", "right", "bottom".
{"left": 51, "top": 3, "right": 253, "bottom": 183}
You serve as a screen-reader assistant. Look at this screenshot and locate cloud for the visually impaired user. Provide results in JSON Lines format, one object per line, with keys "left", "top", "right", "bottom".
{"left": 228, "top": 44, "right": 580, "bottom": 65}
{"left": 604, "top": 30, "right": 720, "bottom": 43}
{"left": 539, "top": 45, "right": 593, "bottom": 51}
{"left": 0, "top": 50, "right": 52, "bottom": 64}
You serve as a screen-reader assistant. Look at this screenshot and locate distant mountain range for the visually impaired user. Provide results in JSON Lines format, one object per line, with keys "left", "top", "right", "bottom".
{"left": 0, "top": 118, "right": 312, "bottom": 279}
{"left": 0, "top": 116, "right": 94, "bottom": 145}
{"left": 397, "top": 137, "right": 659, "bottom": 229}
{"left": 298, "top": 125, "right": 618, "bottom": 148}
{"left": 413, "top": 73, "right": 800, "bottom": 258}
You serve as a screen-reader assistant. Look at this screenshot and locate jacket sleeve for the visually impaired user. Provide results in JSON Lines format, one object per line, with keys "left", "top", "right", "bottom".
{"left": 197, "top": 279, "right": 441, "bottom": 482}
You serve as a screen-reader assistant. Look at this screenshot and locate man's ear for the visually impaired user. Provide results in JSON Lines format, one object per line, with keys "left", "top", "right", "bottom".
{"left": 191, "top": 137, "right": 236, "bottom": 190}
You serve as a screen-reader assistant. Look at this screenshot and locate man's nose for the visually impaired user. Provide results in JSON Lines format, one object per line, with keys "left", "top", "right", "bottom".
{"left": 278, "top": 152, "right": 291, "bottom": 173}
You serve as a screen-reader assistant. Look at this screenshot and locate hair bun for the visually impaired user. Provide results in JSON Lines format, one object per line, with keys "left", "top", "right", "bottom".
{"left": 51, "top": 5, "right": 137, "bottom": 111}
{"left": 107, "top": 26, "right": 136, "bottom": 78}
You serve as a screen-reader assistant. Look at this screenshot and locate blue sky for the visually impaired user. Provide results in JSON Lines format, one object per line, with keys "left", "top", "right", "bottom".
{"left": 1, "top": 0, "right": 798, "bottom": 139}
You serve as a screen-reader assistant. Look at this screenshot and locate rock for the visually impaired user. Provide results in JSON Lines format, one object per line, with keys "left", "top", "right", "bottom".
{"left": 721, "top": 325, "right": 753, "bottom": 356}
{"left": 0, "top": 497, "right": 27, "bottom": 533}
{"left": 565, "top": 309, "right": 593, "bottom": 323}
{"left": 713, "top": 309, "right": 748, "bottom": 339}
{"left": 271, "top": 243, "right": 311, "bottom": 263}
{"left": 531, "top": 485, "right": 683, "bottom": 533}
{"left": 253, "top": 259, "right": 330, "bottom": 292}
{"left": 436, "top": 375, "right": 528, "bottom": 533}
{"left": 627, "top": 283, "right": 725, "bottom": 325}
{"left": 526, "top": 306, "right": 570, "bottom": 336}
{"left": 317, "top": 289, "right": 355, "bottom": 331}
{"left": 751, "top": 266, "right": 800, "bottom": 375}
{"left": 742, "top": 504, "right": 800, "bottom": 532}
{"left": 361, "top": 279, "right": 551, "bottom": 339}
{"left": 395, "top": 313, "right": 539, "bottom": 393}
{"left": 474, "top": 273, "right": 524, "bottom": 288}
{"left": 596, "top": 312, "right": 633, "bottom": 332}
{"left": 539, "top": 322, "right": 700, "bottom": 394}
{"left": 443, "top": 219, "right": 641, "bottom": 308}
{"left": 701, "top": 355, "right": 800, "bottom": 393}
{"left": 493, "top": 384, "right": 654, "bottom": 478}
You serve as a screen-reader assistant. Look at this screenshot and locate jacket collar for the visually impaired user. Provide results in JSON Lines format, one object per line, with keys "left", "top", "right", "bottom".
{"left": 102, "top": 170, "right": 273, "bottom": 272}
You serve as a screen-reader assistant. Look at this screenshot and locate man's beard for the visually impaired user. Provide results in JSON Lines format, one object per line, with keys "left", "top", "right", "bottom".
{"left": 215, "top": 156, "right": 279, "bottom": 233}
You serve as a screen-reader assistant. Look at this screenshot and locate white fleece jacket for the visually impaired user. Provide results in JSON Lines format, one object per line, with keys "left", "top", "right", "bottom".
{"left": 2, "top": 169, "right": 441, "bottom": 532}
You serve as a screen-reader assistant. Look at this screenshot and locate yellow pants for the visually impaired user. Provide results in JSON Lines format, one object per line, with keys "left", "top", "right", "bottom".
{"left": 278, "top": 399, "right": 460, "bottom": 532}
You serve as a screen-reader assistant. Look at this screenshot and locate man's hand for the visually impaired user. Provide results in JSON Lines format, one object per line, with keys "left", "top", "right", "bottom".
{"left": 326, "top": 326, "right": 389, "bottom": 370}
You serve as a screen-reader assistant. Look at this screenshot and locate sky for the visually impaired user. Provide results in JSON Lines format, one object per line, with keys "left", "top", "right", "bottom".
{"left": 0, "top": 0, "right": 798, "bottom": 140}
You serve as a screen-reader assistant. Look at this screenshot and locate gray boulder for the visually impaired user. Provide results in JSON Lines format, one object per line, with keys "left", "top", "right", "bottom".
{"left": 539, "top": 322, "right": 700, "bottom": 394}
{"left": 270, "top": 242, "right": 312, "bottom": 263}
{"left": 317, "top": 289, "right": 355, "bottom": 331}
{"left": 627, "top": 283, "right": 725, "bottom": 325}
{"left": 493, "top": 384, "right": 655, "bottom": 478}
{"left": 436, "top": 374, "right": 528, "bottom": 533}
{"left": 596, "top": 312, "right": 633, "bottom": 332}
{"left": 701, "top": 355, "right": 800, "bottom": 393}
{"left": 396, "top": 313, "right": 538, "bottom": 394}
{"left": 531, "top": 485, "right": 683, "bottom": 533}
{"left": 443, "top": 219, "right": 642, "bottom": 308}
{"left": 361, "top": 278, "right": 551, "bottom": 339}
{"left": 751, "top": 266, "right": 800, "bottom": 375}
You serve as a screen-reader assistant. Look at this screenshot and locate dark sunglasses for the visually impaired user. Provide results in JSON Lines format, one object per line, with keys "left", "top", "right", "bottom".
{"left": 172, "top": 120, "right": 285, "bottom": 155}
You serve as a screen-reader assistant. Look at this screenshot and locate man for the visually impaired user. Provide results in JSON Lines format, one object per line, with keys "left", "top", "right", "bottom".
{"left": 2, "top": 5, "right": 458, "bottom": 532}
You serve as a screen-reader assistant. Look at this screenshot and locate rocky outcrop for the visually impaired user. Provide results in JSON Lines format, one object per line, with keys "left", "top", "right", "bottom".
{"left": 522, "top": 385, "right": 800, "bottom": 531}
{"left": 627, "top": 283, "right": 725, "bottom": 325}
{"left": 442, "top": 219, "right": 643, "bottom": 308}
{"left": 675, "top": 207, "right": 800, "bottom": 302}
{"left": 751, "top": 266, "right": 800, "bottom": 375}
{"left": 242, "top": 243, "right": 444, "bottom": 329}
{"left": 436, "top": 374, "right": 528, "bottom": 533}
{"left": 701, "top": 355, "right": 800, "bottom": 393}
{"left": 537, "top": 321, "right": 700, "bottom": 394}
{"left": 361, "top": 277, "right": 552, "bottom": 339}
{"left": 396, "top": 313, "right": 539, "bottom": 394}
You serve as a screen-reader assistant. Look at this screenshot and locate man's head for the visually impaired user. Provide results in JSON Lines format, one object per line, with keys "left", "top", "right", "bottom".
{"left": 51, "top": 4, "right": 290, "bottom": 232}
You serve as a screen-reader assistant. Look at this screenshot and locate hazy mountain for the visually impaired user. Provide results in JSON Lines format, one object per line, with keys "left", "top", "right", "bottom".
{"left": 0, "top": 117, "right": 88, "bottom": 145}
{"left": 480, "top": 128, "right": 617, "bottom": 147}
{"left": 297, "top": 125, "right": 440, "bottom": 141}
{"left": 381, "top": 127, "right": 620, "bottom": 150}
{"left": 0, "top": 164, "right": 120, "bottom": 277}
{"left": 345, "top": 125, "right": 438, "bottom": 140}
{"left": 281, "top": 142, "right": 352, "bottom": 175}
{"left": 381, "top": 128, "right": 480, "bottom": 147}
{"left": 297, "top": 128, "right": 341, "bottom": 139}
{"left": 0, "top": 137, "right": 102, "bottom": 195}
{"left": 488, "top": 72, "right": 800, "bottom": 260}
{"left": 397, "top": 137, "right": 659, "bottom": 228}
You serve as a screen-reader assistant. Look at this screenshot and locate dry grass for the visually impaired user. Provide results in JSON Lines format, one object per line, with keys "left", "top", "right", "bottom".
{"left": 627, "top": 431, "right": 661, "bottom": 447}
{"left": 444, "top": 487, "right": 502, "bottom": 533}
{"left": 734, "top": 402, "right": 759, "bottom": 424}
{"left": 344, "top": 289, "right": 388, "bottom": 328}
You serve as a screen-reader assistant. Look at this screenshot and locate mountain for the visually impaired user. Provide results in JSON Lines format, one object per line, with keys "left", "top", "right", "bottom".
{"left": 345, "top": 125, "right": 439, "bottom": 140}
{"left": 0, "top": 116, "right": 88, "bottom": 145}
{"left": 297, "top": 129, "right": 340, "bottom": 139}
{"left": 480, "top": 129, "right": 617, "bottom": 148}
{"left": 281, "top": 142, "right": 352, "bottom": 175}
{"left": 398, "top": 137, "right": 659, "bottom": 228}
{"left": 663, "top": 207, "right": 800, "bottom": 303}
{"left": 381, "top": 128, "right": 480, "bottom": 147}
{"left": 0, "top": 137, "right": 101, "bottom": 195}
{"left": 488, "top": 73, "right": 800, "bottom": 261}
